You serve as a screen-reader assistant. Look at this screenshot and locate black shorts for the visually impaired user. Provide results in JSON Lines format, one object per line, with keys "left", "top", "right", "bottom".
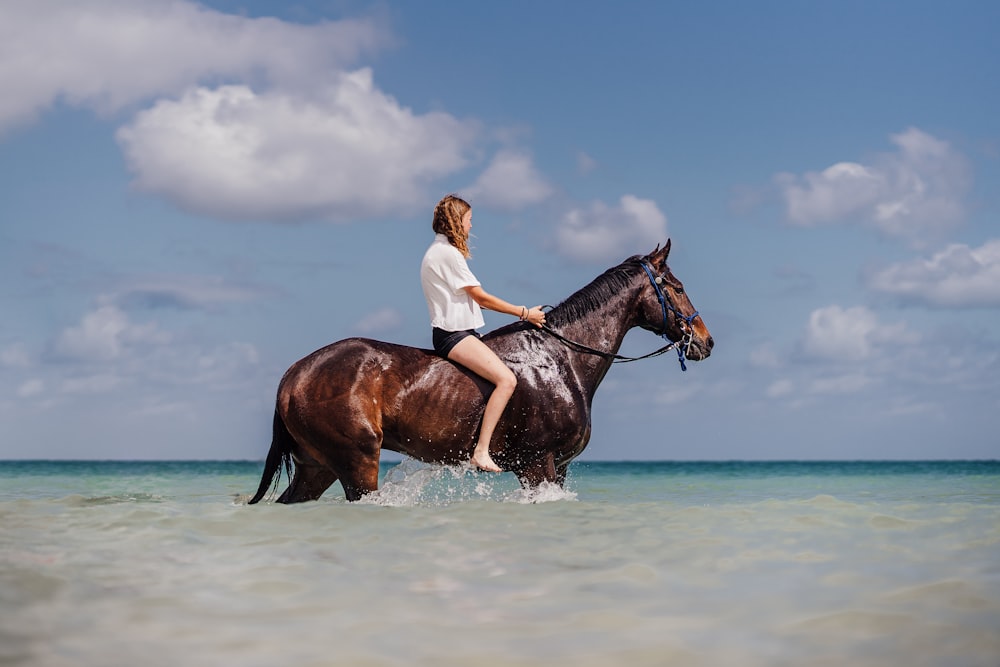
{"left": 432, "top": 327, "right": 480, "bottom": 358}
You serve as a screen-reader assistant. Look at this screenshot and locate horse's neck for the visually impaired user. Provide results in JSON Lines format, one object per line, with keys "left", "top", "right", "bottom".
{"left": 556, "top": 283, "right": 642, "bottom": 392}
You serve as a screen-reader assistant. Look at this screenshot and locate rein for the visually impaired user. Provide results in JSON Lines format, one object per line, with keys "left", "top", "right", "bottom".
{"left": 540, "top": 324, "right": 680, "bottom": 364}
{"left": 541, "top": 261, "right": 697, "bottom": 371}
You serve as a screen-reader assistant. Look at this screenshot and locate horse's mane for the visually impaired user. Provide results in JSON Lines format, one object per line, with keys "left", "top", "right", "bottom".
{"left": 545, "top": 256, "right": 644, "bottom": 327}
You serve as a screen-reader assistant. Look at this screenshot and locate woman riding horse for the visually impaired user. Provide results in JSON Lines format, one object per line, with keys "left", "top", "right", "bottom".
{"left": 421, "top": 195, "right": 546, "bottom": 472}
{"left": 249, "top": 237, "right": 712, "bottom": 504}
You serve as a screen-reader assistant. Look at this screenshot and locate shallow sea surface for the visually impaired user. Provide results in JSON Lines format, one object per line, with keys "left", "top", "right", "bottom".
{"left": 1, "top": 459, "right": 998, "bottom": 667}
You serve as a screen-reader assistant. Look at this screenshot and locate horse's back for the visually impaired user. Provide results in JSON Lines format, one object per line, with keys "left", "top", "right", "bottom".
{"left": 277, "top": 336, "right": 488, "bottom": 418}
{"left": 279, "top": 338, "right": 433, "bottom": 398}
{"left": 280, "top": 331, "right": 537, "bottom": 390}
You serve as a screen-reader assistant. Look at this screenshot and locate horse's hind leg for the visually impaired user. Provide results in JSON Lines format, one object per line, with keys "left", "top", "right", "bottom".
{"left": 277, "top": 461, "right": 339, "bottom": 504}
{"left": 555, "top": 461, "right": 570, "bottom": 486}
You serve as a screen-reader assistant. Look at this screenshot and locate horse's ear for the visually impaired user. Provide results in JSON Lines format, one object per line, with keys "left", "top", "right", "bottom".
{"left": 648, "top": 239, "right": 671, "bottom": 266}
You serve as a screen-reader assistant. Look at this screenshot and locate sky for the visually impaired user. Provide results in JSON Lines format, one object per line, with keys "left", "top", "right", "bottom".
{"left": 1, "top": 0, "right": 998, "bottom": 461}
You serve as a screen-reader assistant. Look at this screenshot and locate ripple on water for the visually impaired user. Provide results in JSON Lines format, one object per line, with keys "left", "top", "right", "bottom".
{"left": 58, "top": 493, "right": 164, "bottom": 507}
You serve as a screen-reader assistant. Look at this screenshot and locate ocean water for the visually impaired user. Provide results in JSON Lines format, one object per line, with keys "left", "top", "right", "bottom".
{"left": 1, "top": 459, "right": 998, "bottom": 667}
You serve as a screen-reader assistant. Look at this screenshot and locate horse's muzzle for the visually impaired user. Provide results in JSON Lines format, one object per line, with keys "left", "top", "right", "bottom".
{"left": 686, "top": 329, "right": 714, "bottom": 361}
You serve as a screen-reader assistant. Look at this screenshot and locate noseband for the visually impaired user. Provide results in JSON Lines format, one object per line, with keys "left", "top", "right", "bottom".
{"left": 540, "top": 261, "right": 698, "bottom": 371}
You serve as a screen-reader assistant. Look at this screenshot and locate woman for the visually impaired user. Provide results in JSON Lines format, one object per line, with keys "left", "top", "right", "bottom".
{"left": 420, "top": 195, "right": 546, "bottom": 472}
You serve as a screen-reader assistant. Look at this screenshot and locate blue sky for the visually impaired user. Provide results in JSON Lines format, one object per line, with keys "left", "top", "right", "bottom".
{"left": 1, "top": 1, "right": 998, "bottom": 461}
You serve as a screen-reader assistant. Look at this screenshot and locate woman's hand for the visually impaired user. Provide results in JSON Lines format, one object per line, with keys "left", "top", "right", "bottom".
{"left": 524, "top": 305, "right": 546, "bottom": 328}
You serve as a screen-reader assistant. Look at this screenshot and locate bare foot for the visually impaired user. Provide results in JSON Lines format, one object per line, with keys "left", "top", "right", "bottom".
{"left": 471, "top": 450, "right": 502, "bottom": 473}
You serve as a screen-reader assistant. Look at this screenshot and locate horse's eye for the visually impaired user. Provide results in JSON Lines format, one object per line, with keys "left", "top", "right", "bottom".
{"left": 675, "top": 286, "right": 684, "bottom": 295}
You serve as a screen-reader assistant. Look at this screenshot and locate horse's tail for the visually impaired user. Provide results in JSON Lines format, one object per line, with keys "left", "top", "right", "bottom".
{"left": 248, "top": 409, "right": 295, "bottom": 505}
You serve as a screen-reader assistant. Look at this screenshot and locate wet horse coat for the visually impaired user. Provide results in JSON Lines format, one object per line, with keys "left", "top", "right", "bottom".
{"left": 249, "top": 241, "right": 712, "bottom": 503}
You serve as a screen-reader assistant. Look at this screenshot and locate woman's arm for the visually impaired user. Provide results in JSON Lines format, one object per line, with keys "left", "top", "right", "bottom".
{"left": 464, "top": 285, "right": 546, "bottom": 327}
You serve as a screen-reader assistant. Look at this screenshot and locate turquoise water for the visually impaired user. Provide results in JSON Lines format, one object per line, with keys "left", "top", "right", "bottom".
{"left": 2, "top": 460, "right": 999, "bottom": 666}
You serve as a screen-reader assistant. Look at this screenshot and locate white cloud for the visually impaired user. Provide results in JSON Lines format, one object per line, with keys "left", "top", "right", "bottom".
{"left": 3, "top": 1, "right": 558, "bottom": 224}
{"left": 354, "top": 308, "right": 404, "bottom": 334}
{"left": 189, "top": 342, "right": 261, "bottom": 388}
{"left": 807, "top": 373, "right": 874, "bottom": 395}
{"left": 867, "top": 239, "right": 1000, "bottom": 308}
{"left": 11, "top": 305, "right": 264, "bottom": 402}
{"left": 1, "top": 343, "right": 31, "bottom": 368}
{"left": 16, "top": 379, "right": 44, "bottom": 398}
{"left": 117, "top": 77, "right": 478, "bottom": 221}
{"left": 800, "top": 305, "right": 919, "bottom": 362}
{"left": 106, "top": 274, "right": 270, "bottom": 310}
{"left": 53, "top": 305, "right": 171, "bottom": 362}
{"left": 766, "top": 378, "right": 794, "bottom": 398}
{"left": 576, "top": 151, "right": 598, "bottom": 174}
{"left": 463, "top": 149, "right": 553, "bottom": 211}
{"left": 555, "top": 195, "right": 668, "bottom": 264}
{"left": 61, "top": 374, "right": 126, "bottom": 395}
{"left": 655, "top": 385, "right": 699, "bottom": 406}
{"left": 0, "top": 0, "right": 385, "bottom": 133}
{"left": 749, "top": 343, "right": 781, "bottom": 369}
{"left": 775, "top": 128, "right": 971, "bottom": 243}
{"left": 2, "top": 1, "right": 486, "bottom": 223}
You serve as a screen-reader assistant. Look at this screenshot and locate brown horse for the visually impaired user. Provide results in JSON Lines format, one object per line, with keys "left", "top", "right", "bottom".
{"left": 248, "top": 240, "right": 712, "bottom": 504}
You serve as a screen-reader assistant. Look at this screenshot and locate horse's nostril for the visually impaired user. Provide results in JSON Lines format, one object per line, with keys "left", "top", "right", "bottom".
{"left": 707, "top": 336, "right": 715, "bottom": 350}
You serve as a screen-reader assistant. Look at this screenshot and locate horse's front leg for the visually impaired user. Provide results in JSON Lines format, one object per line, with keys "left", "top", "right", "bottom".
{"left": 515, "top": 451, "right": 558, "bottom": 489}
{"left": 340, "top": 457, "right": 381, "bottom": 501}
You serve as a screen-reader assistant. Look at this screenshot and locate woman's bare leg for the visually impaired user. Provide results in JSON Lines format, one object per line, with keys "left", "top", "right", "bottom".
{"left": 447, "top": 336, "right": 516, "bottom": 472}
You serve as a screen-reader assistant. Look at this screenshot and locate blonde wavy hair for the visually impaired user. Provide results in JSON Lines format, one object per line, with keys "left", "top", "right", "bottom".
{"left": 432, "top": 194, "right": 472, "bottom": 258}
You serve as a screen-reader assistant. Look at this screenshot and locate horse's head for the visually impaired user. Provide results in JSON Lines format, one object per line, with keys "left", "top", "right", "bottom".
{"left": 634, "top": 240, "right": 713, "bottom": 362}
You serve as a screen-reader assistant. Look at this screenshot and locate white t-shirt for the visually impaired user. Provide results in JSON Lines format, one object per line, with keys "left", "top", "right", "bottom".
{"left": 420, "top": 233, "right": 485, "bottom": 331}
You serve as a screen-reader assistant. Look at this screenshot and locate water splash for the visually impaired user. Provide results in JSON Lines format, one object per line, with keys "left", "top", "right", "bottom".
{"left": 505, "top": 481, "right": 577, "bottom": 504}
{"left": 360, "top": 458, "right": 576, "bottom": 507}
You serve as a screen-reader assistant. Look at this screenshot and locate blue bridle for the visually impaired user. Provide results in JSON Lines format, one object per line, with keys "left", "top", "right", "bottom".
{"left": 640, "top": 262, "right": 698, "bottom": 371}
{"left": 540, "top": 260, "right": 701, "bottom": 370}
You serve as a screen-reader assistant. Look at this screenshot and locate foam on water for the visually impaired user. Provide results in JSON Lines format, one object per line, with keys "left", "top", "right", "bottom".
{"left": 505, "top": 480, "right": 578, "bottom": 504}
{"left": 360, "top": 458, "right": 577, "bottom": 506}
